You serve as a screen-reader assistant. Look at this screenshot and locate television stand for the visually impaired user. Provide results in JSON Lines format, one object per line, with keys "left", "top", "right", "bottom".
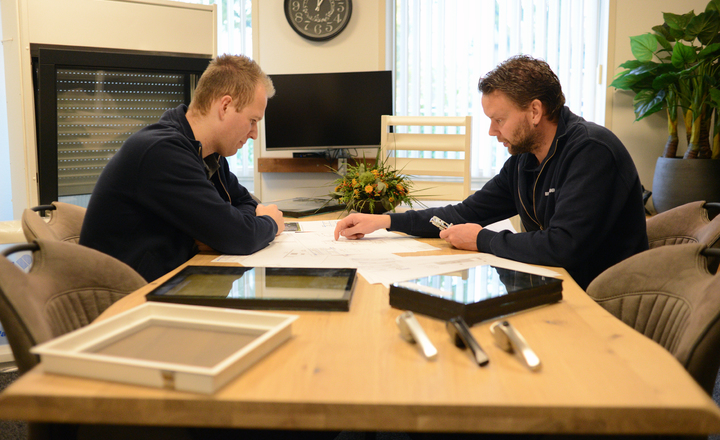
{"left": 257, "top": 157, "right": 376, "bottom": 173}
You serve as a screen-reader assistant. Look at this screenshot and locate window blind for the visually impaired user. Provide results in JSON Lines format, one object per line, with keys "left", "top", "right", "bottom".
{"left": 56, "top": 68, "right": 186, "bottom": 197}
{"left": 394, "top": 0, "right": 608, "bottom": 184}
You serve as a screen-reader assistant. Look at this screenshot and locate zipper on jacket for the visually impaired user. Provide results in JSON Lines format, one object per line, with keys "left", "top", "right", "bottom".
{"left": 518, "top": 138, "right": 559, "bottom": 231}
{"left": 219, "top": 176, "right": 231, "bottom": 203}
{"left": 199, "top": 145, "right": 232, "bottom": 203}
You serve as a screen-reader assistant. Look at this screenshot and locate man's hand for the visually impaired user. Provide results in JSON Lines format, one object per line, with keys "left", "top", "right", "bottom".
{"left": 256, "top": 203, "right": 285, "bottom": 235}
{"left": 334, "top": 213, "right": 391, "bottom": 240}
{"left": 439, "top": 223, "right": 482, "bottom": 251}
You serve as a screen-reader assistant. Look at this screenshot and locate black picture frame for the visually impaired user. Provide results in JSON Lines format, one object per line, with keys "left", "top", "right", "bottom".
{"left": 146, "top": 266, "right": 357, "bottom": 312}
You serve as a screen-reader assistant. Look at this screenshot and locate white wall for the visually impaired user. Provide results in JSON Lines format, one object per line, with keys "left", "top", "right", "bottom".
{"left": 254, "top": 1, "right": 388, "bottom": 202}
{"left": 606, "top": 0, "right": 708, "bottom": 193}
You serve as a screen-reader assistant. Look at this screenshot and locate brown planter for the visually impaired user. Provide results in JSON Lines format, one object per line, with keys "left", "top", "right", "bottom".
{"left": 652, "top": 157, "right": 720, "bottom": 213}
{"left": 349, "top": 199, "right": 400, "bottom": 214}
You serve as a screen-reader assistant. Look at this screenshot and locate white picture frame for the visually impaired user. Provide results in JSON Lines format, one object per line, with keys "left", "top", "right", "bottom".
{"left": 31, "top": 302, "right": 297, "bottom": 394}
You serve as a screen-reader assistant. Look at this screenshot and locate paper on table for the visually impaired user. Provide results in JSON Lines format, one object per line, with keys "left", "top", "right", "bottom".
{"left": 358, "top": 253, "right": 560, "bottom": 286}
{"left": 213, "top": 219, "right": 560, "bottom": 287}
{"left": 214, "top": 220, "right": 439, "bottom": 269}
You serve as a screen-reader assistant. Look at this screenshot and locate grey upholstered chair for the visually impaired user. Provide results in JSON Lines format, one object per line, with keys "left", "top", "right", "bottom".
{"left": 0, "top": 239, "right": 146, "bottom": 374}
{"left": 587, "top": 243, "right": 720, "bottom": 395}
{"left": 646, "top": 200, "right": 720, "bottom": 249}
{"left": 21, "top": 202, "right": 86, "bottom": 244}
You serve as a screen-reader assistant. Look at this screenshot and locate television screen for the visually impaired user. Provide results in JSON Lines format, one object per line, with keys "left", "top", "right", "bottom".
{"left": 263, "top": 71, "right": 393, "bottom": 150}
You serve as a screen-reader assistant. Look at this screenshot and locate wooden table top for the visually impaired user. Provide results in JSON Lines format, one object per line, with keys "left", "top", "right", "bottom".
{"left": 0, "top": 230, "right": 719, "bottom": 435}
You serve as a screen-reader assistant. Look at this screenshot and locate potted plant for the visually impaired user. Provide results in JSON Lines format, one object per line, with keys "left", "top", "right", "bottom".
{"left": 328, "top": 150, "right": 421, "bottom": 214}
{"left": 611, "top": 0, "right": 720, "bottom": 212}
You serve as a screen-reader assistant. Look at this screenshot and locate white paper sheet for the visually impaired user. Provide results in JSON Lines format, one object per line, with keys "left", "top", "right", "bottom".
{"left": 213, "top": 219, "right": 560, "bottom": 286}
{"left": 357, "top": 253, "right": 560, "bottom": 286}
{"left": 215, "top": 220, "right": 437, "bottom": 267}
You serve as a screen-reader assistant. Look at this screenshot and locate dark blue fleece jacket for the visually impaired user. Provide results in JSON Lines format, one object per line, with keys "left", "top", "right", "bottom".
{"left": 80, "top": 105, "right": 277, "bottom": 282}
{"left": 388, "top": 106, "right": 648, "bottom": 289}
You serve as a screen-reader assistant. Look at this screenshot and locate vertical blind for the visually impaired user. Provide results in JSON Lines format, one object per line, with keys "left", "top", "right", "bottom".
{"left": 394, "top": 0, "right": 608, "bottom": 184}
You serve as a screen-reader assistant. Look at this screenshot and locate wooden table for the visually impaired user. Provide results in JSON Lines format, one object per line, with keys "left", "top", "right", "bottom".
{"left": 1, "top": 234, "right": 720, "bottom": 435}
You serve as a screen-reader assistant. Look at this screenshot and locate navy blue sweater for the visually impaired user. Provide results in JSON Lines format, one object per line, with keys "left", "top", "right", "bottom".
{"left": 80, "top": 105, "right": 277, "bottom": 282}
{"left": 389, "top": 107, "right": 648, "bottom": 289}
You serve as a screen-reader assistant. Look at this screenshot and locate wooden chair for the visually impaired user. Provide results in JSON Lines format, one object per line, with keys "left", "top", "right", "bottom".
{"left": 587, "top": 243, "right": 720, "bottom": 395}
{"left": 21, "top": 202, "right": 86, "bottom": 244}
{"left": 381, "top": 115, "right": 472, "bottom": 201}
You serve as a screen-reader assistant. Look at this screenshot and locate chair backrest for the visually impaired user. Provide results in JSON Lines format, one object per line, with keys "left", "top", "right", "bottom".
{"left": 646, "top": 200, "right": 720, "bottom": 249}
{"left": 21, "top": 202, "right": 86, "bottom": 244}
{"left": 586, "top": 243, "right": 720, "bottom": 394}
{"left": 0, "top": 239, "right": 146, "bottom": 374}
{"left": 381, "top": 115, "right": 472, "bottom": 201}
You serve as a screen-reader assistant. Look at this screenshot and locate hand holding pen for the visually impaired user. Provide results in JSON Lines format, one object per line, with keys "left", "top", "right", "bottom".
{"left": 429, "top": 216, "right": 482, "bottom": 251}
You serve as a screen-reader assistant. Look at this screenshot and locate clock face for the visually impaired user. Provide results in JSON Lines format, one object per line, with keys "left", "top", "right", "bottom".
{"left": 284, "top": 0, "right": 353, "bottom": 41}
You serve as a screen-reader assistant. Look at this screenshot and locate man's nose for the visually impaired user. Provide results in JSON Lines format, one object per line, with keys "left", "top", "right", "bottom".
{"left": 488, "top": 123, "right": 499, "bottom": 136}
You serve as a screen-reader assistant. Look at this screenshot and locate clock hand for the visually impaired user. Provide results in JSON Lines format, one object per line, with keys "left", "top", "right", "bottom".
{"left": 316, "top": 0, "right": 324, "bottom": 11}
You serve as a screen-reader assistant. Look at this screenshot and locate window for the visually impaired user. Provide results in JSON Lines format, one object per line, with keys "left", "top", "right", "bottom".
{"left": 393, "top": 0, "right": 609, "bottom": 187}
{"left": 174, "top": 0, "right": 255, "bottom": 190}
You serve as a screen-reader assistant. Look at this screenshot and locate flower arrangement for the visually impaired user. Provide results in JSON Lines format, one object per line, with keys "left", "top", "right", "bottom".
{"left": 329, "top": 150, "right": 419, "bottom": 214}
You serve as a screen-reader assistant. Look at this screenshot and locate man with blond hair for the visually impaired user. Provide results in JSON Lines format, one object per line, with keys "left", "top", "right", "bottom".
{"left": 81, "top": 54, "right": 284, "bottom": 282}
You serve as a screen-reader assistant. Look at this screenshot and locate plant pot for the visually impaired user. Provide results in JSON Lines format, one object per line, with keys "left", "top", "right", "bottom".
{"left": 352, "top": 199, "right": 400, "bottom": 214}
{"left": 652, "top": 157, "right": 720, "bottom": 213}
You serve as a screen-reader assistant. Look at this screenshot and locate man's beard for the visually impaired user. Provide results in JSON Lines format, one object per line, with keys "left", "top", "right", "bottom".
{"left": 507, "top": 119, "right": 542, "bottom": 156}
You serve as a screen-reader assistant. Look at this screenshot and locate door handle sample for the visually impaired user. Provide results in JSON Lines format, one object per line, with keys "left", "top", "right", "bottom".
{"left": 396, "top": 311, "right": 438, "bottom": 360}
{"left": 490, "top": 320, "right": 541, "bottom": 371}
{"left": 446, "top": 316, "right": 489, "bottom": 366}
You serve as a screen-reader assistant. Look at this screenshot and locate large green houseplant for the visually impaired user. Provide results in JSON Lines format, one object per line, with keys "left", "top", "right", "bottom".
{"left": 611, "top": 0, "right": 720, "bottom": 211}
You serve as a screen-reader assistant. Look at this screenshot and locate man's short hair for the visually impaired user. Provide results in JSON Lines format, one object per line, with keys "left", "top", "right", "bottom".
{"left": 190, "top": 54, "right": 275, "bottom": 115}
{"left": 478, "top": 55, "right": 565, "bottom": 122}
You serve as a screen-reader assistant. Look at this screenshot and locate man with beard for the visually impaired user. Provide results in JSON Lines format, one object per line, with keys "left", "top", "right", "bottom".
{"left": 334, "top": 55, "right": 648, "bottom": 289}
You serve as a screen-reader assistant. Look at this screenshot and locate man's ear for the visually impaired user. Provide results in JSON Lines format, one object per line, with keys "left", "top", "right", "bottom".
{"left": 218, "top": 95, "right": 233, "bottom": 119}
{"left": 530, "top": 99, "right": 544, "bottom": 125}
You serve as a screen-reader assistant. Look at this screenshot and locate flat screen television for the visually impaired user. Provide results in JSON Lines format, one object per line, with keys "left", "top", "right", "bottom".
{"left": 263, "top": 71, "right": 393, "bottom": 151}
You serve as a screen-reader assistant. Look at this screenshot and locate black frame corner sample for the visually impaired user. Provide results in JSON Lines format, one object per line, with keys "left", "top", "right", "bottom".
{"left": 389, "top": 265, "right": 563, "bottom": 325}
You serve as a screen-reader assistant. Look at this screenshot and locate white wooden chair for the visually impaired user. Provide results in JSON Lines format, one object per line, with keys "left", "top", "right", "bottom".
{"left": 380, "top": 115, "right": 472, "bottom": 201}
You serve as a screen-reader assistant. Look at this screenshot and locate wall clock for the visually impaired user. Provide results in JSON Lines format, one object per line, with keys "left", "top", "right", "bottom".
{"left": 284, "top": 0, "right": 353, "bottom": 42}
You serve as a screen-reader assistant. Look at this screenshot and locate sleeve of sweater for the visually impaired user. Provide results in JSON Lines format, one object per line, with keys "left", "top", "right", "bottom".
{"left": 387, "top": 159, "right": 518, "bottom": 237}
{"left": 135, "top": 138, "right": 277, "bottom": 255}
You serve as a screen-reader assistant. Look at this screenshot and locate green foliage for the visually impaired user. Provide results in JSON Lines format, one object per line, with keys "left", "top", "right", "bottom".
{"left": 328, "top": 150, "right": 420, "bottom": 214}
{"left": 610, "top": 0, "right": 720, "bottom": 158}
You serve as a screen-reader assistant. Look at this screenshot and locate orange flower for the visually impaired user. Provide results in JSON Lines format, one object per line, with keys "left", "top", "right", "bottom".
{"left": 396, "top": 183, "right": 405, "bottom": 192}
{"left": 365, "top": 185, "right": 374, "bottom": 194}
